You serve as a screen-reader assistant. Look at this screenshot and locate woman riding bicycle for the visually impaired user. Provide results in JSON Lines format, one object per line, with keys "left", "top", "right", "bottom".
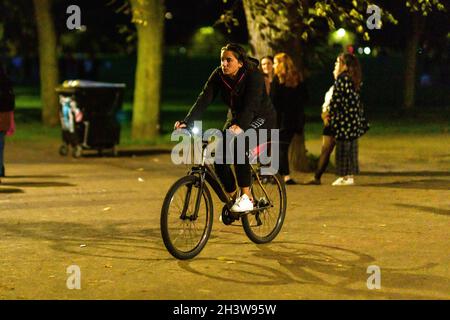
{"left": 174, "top": 43, "right": 277, "bottom": 213}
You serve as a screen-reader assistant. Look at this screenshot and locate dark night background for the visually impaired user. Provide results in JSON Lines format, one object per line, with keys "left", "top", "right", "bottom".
{"left": 0, "top": 0, "right": 449, "bottom": 111}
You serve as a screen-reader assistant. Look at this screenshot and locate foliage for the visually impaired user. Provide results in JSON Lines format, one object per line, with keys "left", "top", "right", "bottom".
{"left": 220, "top": 0, "right": 447, "bottom": 49}
{"left": 0, "top": 0, "right": 37, "bottom": 56}
{"left": 188, "top": 27, "right": 226, "bottom": 56}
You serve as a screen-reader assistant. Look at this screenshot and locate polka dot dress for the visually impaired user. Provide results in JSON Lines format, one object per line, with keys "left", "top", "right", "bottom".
{"left": 329, "top": 73, "right": 368, "bottom": 141}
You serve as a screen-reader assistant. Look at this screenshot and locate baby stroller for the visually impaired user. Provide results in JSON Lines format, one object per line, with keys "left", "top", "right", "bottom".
{"left": 56, "top": 80, "right": 125, "bottom": 158}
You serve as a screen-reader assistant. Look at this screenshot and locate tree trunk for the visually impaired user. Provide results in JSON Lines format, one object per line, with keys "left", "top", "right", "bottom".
{"left": 33, "top": 0, "right": 60, "bottom": 126}
{"left": 242, "top": 0, "right": 273, "bottom": 57}
{"left": 288, "top": 131, "right": 309, "bottom": 172}
{"left": 242, "top": 0, "right": 311, "bottom": 172}
{"left": 403, "top": 13, "right": 425, "bottom": 111}
{"left": 130, "top": 0, "right": 164, "bottom": 140}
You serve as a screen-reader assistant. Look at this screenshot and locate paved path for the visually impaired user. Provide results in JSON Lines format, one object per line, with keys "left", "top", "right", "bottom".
{"left": 0, "top": 135, "right": 449, "bottom": 299}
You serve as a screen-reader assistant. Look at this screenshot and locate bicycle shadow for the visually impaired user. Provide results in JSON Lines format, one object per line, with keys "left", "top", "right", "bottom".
{"left": 177, "top": 241, "right": 449, "bottom": 299}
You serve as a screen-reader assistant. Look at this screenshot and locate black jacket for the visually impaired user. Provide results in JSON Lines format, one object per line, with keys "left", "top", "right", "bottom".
{"left": 184, "top": 66, "right": 277, "bottom": 130}
{"left": 270, "top": 76, "right": 308, "bottom": 132}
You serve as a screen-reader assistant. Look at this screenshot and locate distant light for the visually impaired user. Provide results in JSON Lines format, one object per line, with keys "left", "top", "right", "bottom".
{"left": 358, "top": 48, "right": 364, "bottom": 55}
{"left": 337, "top": 28, "right": 346, "bottom": 38}
{"left": 199, "top": 26, "right": 214, "bottom": 36}
{"left": 165, "top": 12, "right": 173, "bottom": 20}
{"left": 364, "top": 47, "right": 371, "bottom": 55}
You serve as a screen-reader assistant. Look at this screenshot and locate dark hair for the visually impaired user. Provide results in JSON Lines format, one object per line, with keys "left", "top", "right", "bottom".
{"left": 260, "top": 55, "right": 274, "bottom": 63}
{"left": 338, "top": 53, "right": 362, "bottom": 91}
{"left": 221, "top": 43, "right": 257, "bottom": 70}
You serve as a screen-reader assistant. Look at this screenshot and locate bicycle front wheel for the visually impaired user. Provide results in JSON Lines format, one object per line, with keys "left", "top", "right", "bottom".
{"left": 161, "top": 175, "right": 213, "bottom": 260}
{"left": 242, "top": 173, "right": 286, "bottom": 244}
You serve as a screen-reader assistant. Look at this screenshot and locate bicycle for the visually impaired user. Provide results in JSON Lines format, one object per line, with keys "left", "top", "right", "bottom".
{"left": 160, "top": 129, "right": 287, "bottom": 260}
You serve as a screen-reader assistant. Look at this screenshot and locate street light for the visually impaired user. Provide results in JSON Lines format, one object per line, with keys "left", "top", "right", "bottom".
{"left": 337, "top": 28, "right": 346, "bottom": 39}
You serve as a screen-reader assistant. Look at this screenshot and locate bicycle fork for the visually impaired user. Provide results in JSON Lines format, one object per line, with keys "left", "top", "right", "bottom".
{"left": 179, "top": 174, "right": 204, "bottom": 221}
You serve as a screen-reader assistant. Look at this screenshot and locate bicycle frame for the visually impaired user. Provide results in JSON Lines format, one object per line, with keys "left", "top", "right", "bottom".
{"left": 188, "top": 139, "right": 274, "bottom": 214}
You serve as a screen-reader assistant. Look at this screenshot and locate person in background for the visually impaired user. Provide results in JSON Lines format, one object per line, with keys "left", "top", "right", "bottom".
{"left": 328, "top": 53, "right": 365, "bottom": 186}
{"left": 260, "top": 56, "right": 274, "bottom": 95}
{"left": 270, "top": 52, "right": 308, "bottom": 185}
{"left": 0, "top": 65, "right": 16, "bottom": 183}
{"left": 303, "top": 85, "right": 336, "bottom": 185}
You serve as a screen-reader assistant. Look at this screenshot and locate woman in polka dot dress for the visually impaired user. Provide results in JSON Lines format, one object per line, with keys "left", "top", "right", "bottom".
{"left": 327, "top": 53, "right": 367, "bottom": 186}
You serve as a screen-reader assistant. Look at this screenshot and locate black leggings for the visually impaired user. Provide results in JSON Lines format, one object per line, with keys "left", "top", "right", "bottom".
{"left": 215, "top": 119, "right": 274, "bottom": 193}
{"left": 315, "top": 134, "right": 336, "bottom": 180}
{"left": 215, "top": 161, "right": 251, "bottom": 193}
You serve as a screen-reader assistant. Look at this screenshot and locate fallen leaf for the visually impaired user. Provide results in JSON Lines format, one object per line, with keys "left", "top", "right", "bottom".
{"left": 103, "top": 207, "right": 112, "bottom": 211}
{"left": 198, "top": 289, "right": 212, "bottom": 293}
{"left": 80, "top": 244, "right": 87, "bottom": 248}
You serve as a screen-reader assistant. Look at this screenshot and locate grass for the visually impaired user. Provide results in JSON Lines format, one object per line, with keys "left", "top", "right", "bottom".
{"left": 12, "top": 87, "right": 449, "bottom": 147}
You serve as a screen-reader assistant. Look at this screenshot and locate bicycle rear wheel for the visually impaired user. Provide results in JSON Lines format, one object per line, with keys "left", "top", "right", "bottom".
{"left": 242, "top": 173, "right": 286, "bottom": 244}
{"left": 161, "top": 175, "right": 213, "bottom": 260}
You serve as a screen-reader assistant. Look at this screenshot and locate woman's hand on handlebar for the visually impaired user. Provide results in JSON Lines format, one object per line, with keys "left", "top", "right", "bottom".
{"left": 174, "top": 121, "right": 187, "bottom": 130}
{"left": 229, "top": 124, "right": 243, "bottom": 135}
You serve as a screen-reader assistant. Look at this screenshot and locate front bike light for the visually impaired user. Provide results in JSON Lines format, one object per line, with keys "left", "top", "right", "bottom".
{"left": 192, "top": 127, "right": 200, "bottom": 135}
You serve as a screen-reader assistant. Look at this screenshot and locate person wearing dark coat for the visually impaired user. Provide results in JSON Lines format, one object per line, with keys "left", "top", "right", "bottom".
{"left": 328, "top": 53, "right": 366, "bottom": 186}
{"left": 270, "top": 53, "right": 308, "bottom": 185}
{"left": 174, "top": 43, "right": 277, "bottom": 212}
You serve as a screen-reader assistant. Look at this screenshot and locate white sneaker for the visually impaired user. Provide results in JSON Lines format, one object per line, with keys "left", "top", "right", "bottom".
{"left": 332, "top": 177, "right": 354, "bottom": 186}
{"left": 230, "top": 194, "right": 254, "bottom": 212}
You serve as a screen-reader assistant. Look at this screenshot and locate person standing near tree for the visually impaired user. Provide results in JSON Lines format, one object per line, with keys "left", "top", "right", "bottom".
{"left": 270, "top": 52, "right": 308, "bottom": 185}
{"left": 305, "top": 53, "right": 368, "bottom": 186}
{"left": 327, "top": 53, "right": 367, "bottom": 186}
{"left": 0, "top": 65, "right": 16, "bottom": 183}
{"left": 302, "top": 85, "right": 336, "bottom": 185}
{"left": 260, "top": 56, "right": 274, "bottom": 95}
